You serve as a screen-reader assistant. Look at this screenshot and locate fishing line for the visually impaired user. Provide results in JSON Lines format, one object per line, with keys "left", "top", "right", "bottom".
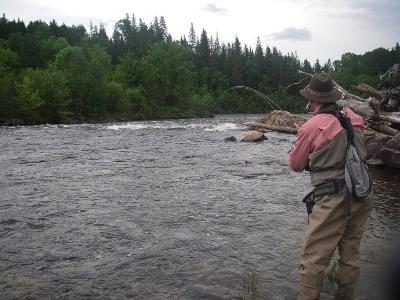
{"left": 283, "top": 76, "right": 310, "bottom": 93}
{"left": 227, "top": 86, "right": 299, "bottom": 135}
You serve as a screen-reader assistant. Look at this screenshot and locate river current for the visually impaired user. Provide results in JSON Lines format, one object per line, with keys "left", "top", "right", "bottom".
{"left": 1, "top": 114, "right": 399, "bottom": 300}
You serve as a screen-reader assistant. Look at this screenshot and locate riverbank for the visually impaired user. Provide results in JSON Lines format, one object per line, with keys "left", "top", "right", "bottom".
{"left": 0, "top": 110, "right": 214, "bottom": 127}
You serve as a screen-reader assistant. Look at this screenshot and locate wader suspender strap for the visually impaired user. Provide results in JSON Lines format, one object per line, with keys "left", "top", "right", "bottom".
{"left": 318, "top": 104, "right": 353, "bottom": 218}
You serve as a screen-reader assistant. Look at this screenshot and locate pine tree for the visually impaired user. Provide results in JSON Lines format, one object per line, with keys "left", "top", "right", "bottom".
{"left": 314, "top": 59, "right": 322, "bottom": 73}
{"left": 323, "top": 58, "right": 333, "bottom": 72}
{"left": 195, "top": 29, "right": 210, "bottom": 69}
{"left": 159, "top": 16, "right": 168, "bottom": 41}
{"left": 188, "top": 23, "right": 196, "bottom": 50}
{"left": 255, "top": 37, "right": 263, "bottom": 58}
{"left": 302, "top": 59, "right": 313, "bottom": 74}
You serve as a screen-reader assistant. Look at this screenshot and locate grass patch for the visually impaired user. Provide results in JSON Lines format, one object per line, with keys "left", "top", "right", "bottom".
{"left": 240, "top": 272, "right": 264, "bottom": 300}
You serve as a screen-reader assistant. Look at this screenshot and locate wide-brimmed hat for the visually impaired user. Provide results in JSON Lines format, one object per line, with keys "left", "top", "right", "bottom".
{"left": 300, "top": 73, "right": 342, "bottom": 103}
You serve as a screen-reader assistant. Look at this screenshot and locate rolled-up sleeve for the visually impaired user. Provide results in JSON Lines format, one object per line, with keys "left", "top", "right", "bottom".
{"left": 288, "top": 127, "right": 311, "bottom": 172}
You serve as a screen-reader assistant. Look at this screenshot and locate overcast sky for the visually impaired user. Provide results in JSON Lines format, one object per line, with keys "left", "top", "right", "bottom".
{"left": 2, "top": 0, "right": 399, "bottom": 64}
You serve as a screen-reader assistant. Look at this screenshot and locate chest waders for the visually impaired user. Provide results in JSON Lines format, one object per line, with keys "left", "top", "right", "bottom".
{"left": 302, "top": 104, "right": 371, "bottom": 219}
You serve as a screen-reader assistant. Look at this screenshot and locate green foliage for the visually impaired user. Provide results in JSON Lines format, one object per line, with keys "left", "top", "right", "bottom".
{"left": 188, "top": 93, "right": 214, "bottom": 116}
{"left": 359, "top": 48, "right": 393, "bottom": 75}
{"left": 125, "top": 86, "right": 148, "bottom": 118}
{"left": 53, "top": 44, "right": 112, "bottom": 117}
{"left": 113, "top": 52, "right": 140, "bottom": 87}
{"left": 0, "top": 47, "right": 19, "bottom": 119}
{"left": 270, "top": 88, "right": 307, "bottom": 113}
{"left": 16, "top": 67, "right": 70, "bottom": 123}
{"left": 324, "top": 261, "right": 337, "bottom": 283}
{"left": 54, "top": 46, "right": 90, "bottom": 115}
{"left": 44, "top": 36, "right": 69, "bottom": 63}
{"left": 139, "top": 42, "right": 195, "bottom": 107}
{"left": 216, "top": 90, "right": 242, "bottom": 113}
{"left": 103, "top": 81, "right": 130, "bottom": 113}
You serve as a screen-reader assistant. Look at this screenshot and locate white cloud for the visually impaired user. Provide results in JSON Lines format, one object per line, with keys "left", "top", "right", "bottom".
{"left": 201, "top": 3, "right": 228, "bottom": 15}
{"left": 268, "top": 27, "right": 312, "bottom": 41}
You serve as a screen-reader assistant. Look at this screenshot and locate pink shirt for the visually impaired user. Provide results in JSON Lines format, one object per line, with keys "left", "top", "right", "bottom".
{"left": 288, "top": 108, "right": 365, "bottom": 172}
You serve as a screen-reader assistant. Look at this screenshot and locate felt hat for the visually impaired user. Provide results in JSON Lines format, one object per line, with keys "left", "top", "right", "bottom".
{"left": 300, "top": 73, "right": 342, "bottom": 102}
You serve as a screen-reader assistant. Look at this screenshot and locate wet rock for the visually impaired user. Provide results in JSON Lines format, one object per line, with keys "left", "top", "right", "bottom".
{"left": 380, "top": 147, "right": 400, "bottom": 168}
{"left": 366, "top": 158, "right": 385, "bottom": 168}
{"left": 224, "top": 136, "right": 237, "bottom": 142}
{"left": 385, "top": 133, "right": 400, "bottom": 151}
{"left": 241, "top": 131, "right": 267, "bottom": 142}
{"left": 378, "top": 133, "right": 400, "bottom": 168}
{"left": 364, "top": 129, "right": 392, "bottom": 160}
{"left": 365, "top": 132, "right": 400, "bottom": 168}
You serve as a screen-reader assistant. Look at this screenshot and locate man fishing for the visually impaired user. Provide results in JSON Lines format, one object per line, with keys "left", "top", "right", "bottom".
{"left": 288, "top": 73, "right": 372, "bottom": 300}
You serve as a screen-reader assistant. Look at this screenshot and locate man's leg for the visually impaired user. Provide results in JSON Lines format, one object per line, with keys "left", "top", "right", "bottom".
{"left": 299, "top": 194, "right": 347, "bottom": 300}
{"left": 334, "top": 195, "right": 372, "bottom": 300}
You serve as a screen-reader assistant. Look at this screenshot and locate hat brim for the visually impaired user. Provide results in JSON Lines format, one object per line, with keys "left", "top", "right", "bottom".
{"left": 300, "top": 86, "right": 342, "bottom": 103}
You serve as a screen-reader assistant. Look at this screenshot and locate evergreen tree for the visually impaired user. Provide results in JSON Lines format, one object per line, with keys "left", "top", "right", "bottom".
{"left": 180, "top": 35, "right": 188, "bottom": 47}
{"left": 195, "top": 29, "right": 210, "bottom": 69}
{"left": 159, "top": 16, "right": 168, "bottom": 41}
{"left": 323, "top": 58, "right": 333, "bottom": 72}
{"left": 314, "top": 59, "right": 322, "bottom": 73}
{"left": 302, "top": 59, "right": 313, "bottom": 74}
{"left": 188, "top": 23, "right": 196, "bottom": 50}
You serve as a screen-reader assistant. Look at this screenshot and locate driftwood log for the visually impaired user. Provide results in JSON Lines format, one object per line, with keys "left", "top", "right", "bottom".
{"left": 245, "top": 122, "right": 298, "bottom": 134}
{"left": 352, "top": 83, "right": 383, "bottom": 99}
{"left": 337, "top": 98, "right": 374, "bottom": 118}
{"left": 368, "top": 124, "right": 398, "bottom": 136}
{"left": 338, "top": 97, "right": 400, "bottom": 125}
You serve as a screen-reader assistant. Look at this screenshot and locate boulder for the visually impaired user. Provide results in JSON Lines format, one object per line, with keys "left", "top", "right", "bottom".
{"left": 241, "top": 131, "right": 267, "bottom": 142}
{"left": 380, "top": 147, "right": 400, "bottom": 168}
{"left": 364, "top": 129, "right": 392, "bottom": 160}
{"left": 224, "top": 136, "right": 237, "bottom": 142}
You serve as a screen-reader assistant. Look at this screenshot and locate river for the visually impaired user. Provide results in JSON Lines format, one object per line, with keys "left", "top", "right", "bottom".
{"left": 1, "top": 114, "right": 399, "bottom": 300}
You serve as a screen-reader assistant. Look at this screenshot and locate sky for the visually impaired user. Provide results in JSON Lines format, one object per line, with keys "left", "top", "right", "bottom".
{"left": 2, "top": 0, "right": 400, "bottom": 64}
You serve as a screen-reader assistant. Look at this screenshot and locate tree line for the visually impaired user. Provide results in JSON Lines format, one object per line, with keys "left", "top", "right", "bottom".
{"left": 1, "top": 13, "right": 399, "bottom": 124}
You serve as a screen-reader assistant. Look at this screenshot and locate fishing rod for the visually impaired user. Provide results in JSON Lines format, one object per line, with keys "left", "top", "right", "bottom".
{"left": 228, "top": 85, "right": 299, "bottom": 135}
{"left": 283, "top": 72, "right": 311, "bottom": 93}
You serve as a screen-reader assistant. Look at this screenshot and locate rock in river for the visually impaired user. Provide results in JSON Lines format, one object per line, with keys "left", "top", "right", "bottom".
{"left": 241, "top": 131, "right": 268, "bottom": 142}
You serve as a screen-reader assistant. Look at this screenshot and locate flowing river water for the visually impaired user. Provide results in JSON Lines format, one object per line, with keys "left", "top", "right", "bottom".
{"left": 1, "top": 114, "right": 399, "bottom": 300}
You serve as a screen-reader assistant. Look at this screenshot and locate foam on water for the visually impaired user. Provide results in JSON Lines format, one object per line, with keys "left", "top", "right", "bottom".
{"left": 106, "top": 123, "right": 148, "bottom": 130}
{"left": 203, "top": 122, "right": 243, "bottom": 131}
{"left": 105, "top": 121, "right": 244, "bottom": 131}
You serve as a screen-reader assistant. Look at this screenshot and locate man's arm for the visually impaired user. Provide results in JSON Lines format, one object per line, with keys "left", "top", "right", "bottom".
{"left": 288, "top": 128, "right": 311, "bottom": 172}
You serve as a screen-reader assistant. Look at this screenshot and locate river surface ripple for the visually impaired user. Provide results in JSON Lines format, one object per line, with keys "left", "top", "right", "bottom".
{"left": 1, "top": 115, "right": 399, "bottom": 300}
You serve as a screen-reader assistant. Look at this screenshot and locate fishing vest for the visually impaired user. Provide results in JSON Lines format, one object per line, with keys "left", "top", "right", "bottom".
{"left": 308, "top": 130, "right": 367, "bottom": 187}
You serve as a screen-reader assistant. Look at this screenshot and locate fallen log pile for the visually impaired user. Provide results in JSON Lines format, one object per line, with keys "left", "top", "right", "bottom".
{"left": 245, "top": 110, "right": 306, "bottom": 134}
{"left": 337, "top": 64, "right": 400, "bottom": 168}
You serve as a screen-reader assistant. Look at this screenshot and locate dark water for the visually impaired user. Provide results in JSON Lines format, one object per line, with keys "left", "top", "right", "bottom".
{"left": 1, "top": 115, "right": 399, "bottom": 300}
